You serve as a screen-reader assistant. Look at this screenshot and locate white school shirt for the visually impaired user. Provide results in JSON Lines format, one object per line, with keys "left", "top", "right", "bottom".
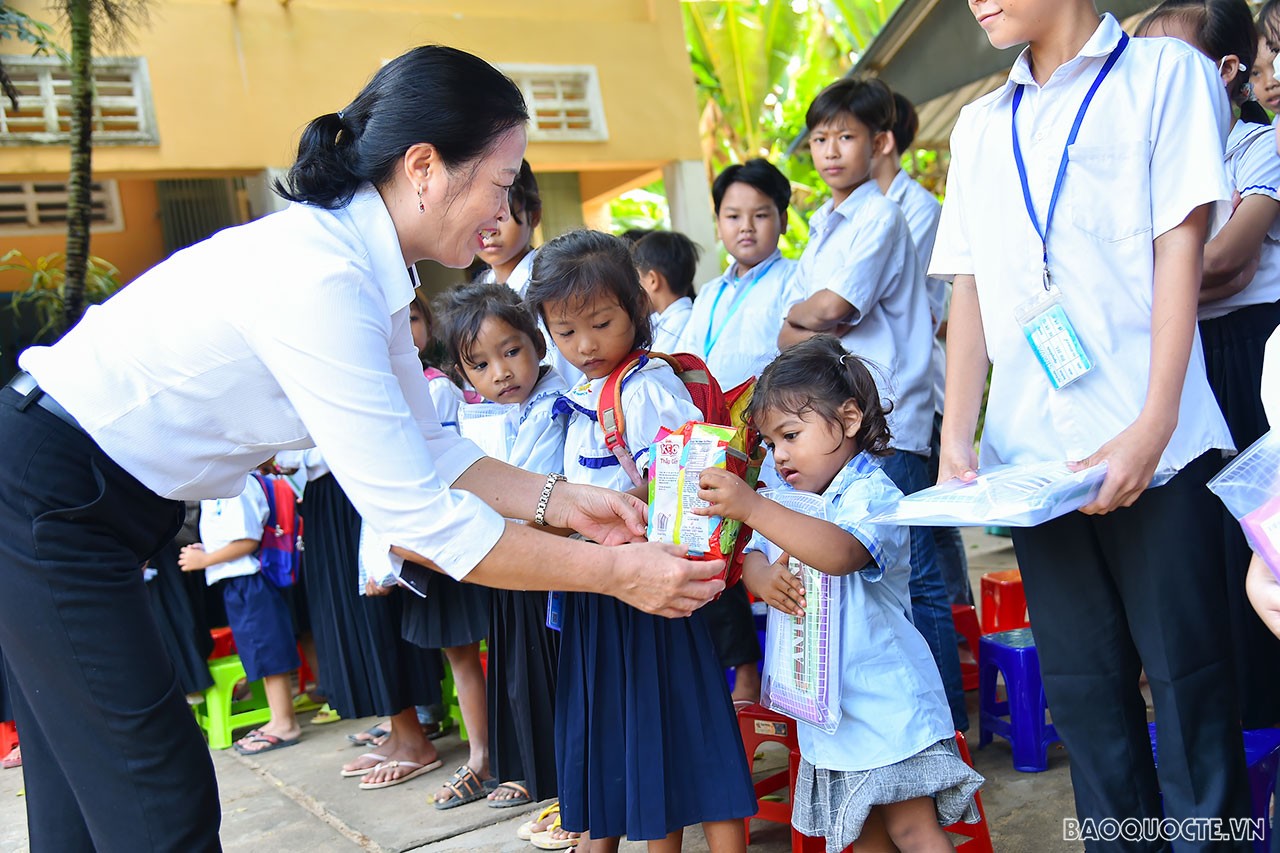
{"left": 1263, "top": 328, "right": 1280, "bottom": 428}
{"left": 929, "top": 13, "right": 1235, "bottom": 476}
{"left": 477, "top": 247, "right": 538, "bottom": 298}
{"left": 555, "top": 359, "right": 701, "bottom": 491}
{"left": 20, "top": 183, "right": 504, "bottom": 582}
{"left": 1200, "top": 121, "right": 1280, "bottom": 320}
{"left": 884, "top": 170, "right": 948, "bottom": 414}
{"left": 460, "top": 369, "right": 569, "bottom": 476}
{"left": 745, "top": 453, "right": 953, "bottom": 772}
{"left": 199, "top": 474, "right": 269, "bottom": 586}
{"left": 794, "top": 182, "right": 935, "bottom": 454}
{"left": 425, "top": 371, "right": 466, "bottom": 433}
{"left": 650, "top": 296, "right": 694, "bottom": 354}
{"left": 676, "top": 250, "right": 801, "bottom": 389}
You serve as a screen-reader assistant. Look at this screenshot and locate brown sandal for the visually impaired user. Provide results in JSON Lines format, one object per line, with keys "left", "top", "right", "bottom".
{"left": 433, "top": 764, "right": 492, "bottom": 810}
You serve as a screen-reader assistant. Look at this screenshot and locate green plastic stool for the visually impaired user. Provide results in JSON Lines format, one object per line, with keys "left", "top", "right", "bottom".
{"left": 440, "top": 665, "right": 467, "bottom": 742}
{"left": 193, "top": 654, "right": 271, "bottom": 749}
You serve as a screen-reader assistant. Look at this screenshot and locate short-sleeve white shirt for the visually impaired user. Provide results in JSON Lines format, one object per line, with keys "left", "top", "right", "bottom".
{"left": 1200, "top": 121, "right": 1280, "bottom": 320}
{"left": 199, "top": 474, "right": 269, "bottom": 586}
{"left": 650, "top": 296, "right": 694, "bottom": 354}
{"left": 677, "top": 250, "right": 801, "bottom": 389}
{"left": 794, "top": 182, "right": 935, "bottom": 454}
{"left": 929, "top": 14, "right": 1235, "bottom": 475}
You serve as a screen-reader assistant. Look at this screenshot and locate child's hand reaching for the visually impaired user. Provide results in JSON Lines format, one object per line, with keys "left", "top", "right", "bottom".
{"left": 178, "top": 544, "right": 208, "bottom": 572}
{"left": 743, "top": 551, "right": 806, "bottom": 617}
{"left": 695, "top": 468, "right": 759, "bottom": 523}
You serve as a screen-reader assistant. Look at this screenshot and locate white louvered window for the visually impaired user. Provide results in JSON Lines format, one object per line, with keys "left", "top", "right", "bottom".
{"left": 502, "top": 64, "right": 608, "bottom": 142}
{"left": 0, "top": 56, "right": 158, "bottom": 146}
{"left": 0, "top": 180, "right": 124, "bottom": 235}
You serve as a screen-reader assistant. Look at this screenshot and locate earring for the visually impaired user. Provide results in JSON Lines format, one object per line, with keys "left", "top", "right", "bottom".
{"left": 417, "top": 185, "right": 425, "bottom": 214}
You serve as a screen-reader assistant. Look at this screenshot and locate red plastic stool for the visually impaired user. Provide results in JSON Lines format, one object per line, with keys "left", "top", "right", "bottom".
{"left": 296, "top": 643, "right": 316, "bottom": 697}
{"left": 738, "top": 703, "right": 806, "bottom": 852}
{"left": 209, "top": 626, "right": 236, "bottom": 659}
{"left": 980, "top": 570, "right": 1028, "bottom": 634}
{"left": 0, "top": 720, "right": 18, "bottom": 755}
{"left": 794, "top": 731, "right": 994, "bottom": 853}
{"left": 952, "top": 604, "right": 980, "bottom": 691}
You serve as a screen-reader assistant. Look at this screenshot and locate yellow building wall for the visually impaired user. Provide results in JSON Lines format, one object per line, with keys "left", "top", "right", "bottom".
{"left": 3, "top": 0, "right": 704, "bottom": 180}
{"left": 0, "top": 179, "right": 167, "bottom": 291}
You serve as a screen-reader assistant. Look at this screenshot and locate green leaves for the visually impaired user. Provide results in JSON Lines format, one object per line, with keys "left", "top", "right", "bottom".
{"left": 1, "top": 249, "right": 122, "bottom": 341}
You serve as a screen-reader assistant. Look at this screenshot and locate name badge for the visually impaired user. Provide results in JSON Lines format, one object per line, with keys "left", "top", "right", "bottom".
{"left": 546, "top": 590, "right": 564, "bottom": 631}
{"left": 1014, "top": 285, "right": 1093, "bottom": 390}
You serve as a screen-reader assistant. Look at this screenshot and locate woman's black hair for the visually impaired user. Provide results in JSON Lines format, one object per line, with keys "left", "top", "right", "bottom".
{"left": 805, "top": 77, "right": 896, "bottom": 135}
{"left": 748, "top": 335, "right": 893, "bottom": 456}
{"left": 711, "top": 158, "right": 792, "bottom": 219}
{"left": 1139, "top": 0, "right": 1267, "bottom": 123}
{"left": 435, "top": 281, "right": 547, "bottom": 372}
{"left": 274, "top": 45, "right": 529, "bottom": 209}
{"left": 633, "top": 231, "right": 701, "bottom": 300}
{"left": 889, "top": 92, "right": 920, "bottom": 156}
{"left": 525, "top": 229, "right": 653, "bottom": 351}
{"left": 510, "top": 160, "right": 542, "bottom": 227}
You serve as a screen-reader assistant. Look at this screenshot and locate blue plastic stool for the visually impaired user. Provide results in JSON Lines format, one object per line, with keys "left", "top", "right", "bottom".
{"left": 1148, "top": 722, "right": 1279, "bottom": 853}
{"left": 978, "top": 628, "right": 1060, "bottom": 772}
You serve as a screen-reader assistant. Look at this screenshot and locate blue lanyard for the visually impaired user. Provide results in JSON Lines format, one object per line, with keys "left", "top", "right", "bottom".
{"left": 1012, "top": 33, "right": 1128, "bottom": 289}
{"left": 704, "top": 255, "right": 779, "bottom": 356}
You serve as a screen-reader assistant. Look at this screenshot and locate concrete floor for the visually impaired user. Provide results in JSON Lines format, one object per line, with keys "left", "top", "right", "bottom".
{"left": 0, "top": 530, "right": 1085, "bottom": 852}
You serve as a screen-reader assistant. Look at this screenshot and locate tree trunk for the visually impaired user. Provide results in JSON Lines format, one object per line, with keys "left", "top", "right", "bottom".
{"left": 62, "top": 0, "right": 93, "bottom": 333}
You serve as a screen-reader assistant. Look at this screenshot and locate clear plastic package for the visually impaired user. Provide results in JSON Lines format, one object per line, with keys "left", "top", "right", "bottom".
{"left": 759, "top": 489, "right": 841, "bottom": 734}
{"left": 1208, "top": 430, "right": 1280, "bottom": 581}
{"left": 865, "top": 461, "right": 1108, "bottom": 527}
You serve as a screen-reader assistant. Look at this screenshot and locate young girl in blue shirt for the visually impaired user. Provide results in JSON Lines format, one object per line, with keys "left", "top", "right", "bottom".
{"left": 525, "top": 229, "right": 756, "bottom": 853}
{"left": 698, "top": 335, "right": 983, "bottom": 853}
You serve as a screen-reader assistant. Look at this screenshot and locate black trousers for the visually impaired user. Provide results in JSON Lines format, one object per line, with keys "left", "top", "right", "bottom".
{"left": 0, "top": 389, "right": 221, "bottom": 851}
{"left": 1011, "top": 453, "right": 1249, "bottom": 852}
{"left": 703, "top": 580, "right": 760, "bottom": 670}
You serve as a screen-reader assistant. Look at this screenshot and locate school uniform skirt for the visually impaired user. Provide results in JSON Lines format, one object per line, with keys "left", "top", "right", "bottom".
{"left": 1201, "top": 300, "right": 1280, "bottom": 728}
{"left": 300, "top": 473, "right": 442, "bottom": 719}
{"left": 145, "top": 539, "right": 214, "bottom": 695}
{"left": 554, "top": 592, "right": 757, "bottom": 840}
{"left": 488, "top": 589, "right": 560, "bottom": 801}
{"left": 401, "top": 568, "right": 491, "bottom": 650}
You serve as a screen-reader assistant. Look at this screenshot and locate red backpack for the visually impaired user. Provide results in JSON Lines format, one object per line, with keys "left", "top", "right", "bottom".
{"left": 251, "top": 473, "right": 301, "bottom": 589}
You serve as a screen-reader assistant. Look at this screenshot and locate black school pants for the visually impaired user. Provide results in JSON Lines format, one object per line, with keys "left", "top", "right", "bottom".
{"left": 1011, "top": 452, "right": 1249, "bottom": 852}
{"left": 0, "top": 388, "right": 221, "bottom": 852}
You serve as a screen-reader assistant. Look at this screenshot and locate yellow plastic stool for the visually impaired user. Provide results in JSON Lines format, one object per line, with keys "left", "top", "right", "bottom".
{"left": 193, "top": 654, "right": 271, "bottom": 749}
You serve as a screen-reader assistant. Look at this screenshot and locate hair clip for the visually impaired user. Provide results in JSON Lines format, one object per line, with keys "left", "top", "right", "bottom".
{"left": 336, "top": 110, "right": 345, "bottom": 121}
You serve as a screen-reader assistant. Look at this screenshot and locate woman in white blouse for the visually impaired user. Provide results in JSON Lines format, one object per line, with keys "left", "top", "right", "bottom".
{"left": 0, "top": 46, "right": 722, "bottom": 852}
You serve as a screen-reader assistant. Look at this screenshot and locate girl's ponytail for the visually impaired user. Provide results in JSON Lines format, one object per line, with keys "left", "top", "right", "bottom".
{"left": 836, "top": 350, "right": 894, "bottom": 456}
{"left": 273, "top": 112, "right": 361, "bottom": 209}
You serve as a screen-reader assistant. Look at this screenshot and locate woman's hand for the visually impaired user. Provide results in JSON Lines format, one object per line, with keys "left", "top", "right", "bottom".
{"left": 178, "top": 544, "right": 208, "bottom": 572}
{"left": 1247, "top": 554, "right": 1280, "bottom": 640}
{"left": 610, "top": 542, "right": 726, "bottom": 618}
{"left": 545, "top": 481, "right": 647, "bottom": 545}
{"left": 937, "top": 441, "right": 979, "bottom": 485}
{"left": 1069, "top": 416, "right": 1170, "bottom": 514}
{"left": 695, "top": 468, "right": 761, "bottom": 523}
{"left": 364, "top": 579, "right": 393, "bottom": 597}
{"left": 743, "top": 551, "right": 805, "bottom": 617}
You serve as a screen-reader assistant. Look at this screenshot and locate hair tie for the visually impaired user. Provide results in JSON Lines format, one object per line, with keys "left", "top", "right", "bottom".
{"left": 838, "top": 353, "right": 855, "bottom": 366}
{"left": 336, "top": 110, "right": 345, "bottom": 121}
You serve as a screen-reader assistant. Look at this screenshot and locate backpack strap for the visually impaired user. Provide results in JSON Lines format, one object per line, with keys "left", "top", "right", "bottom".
{"left": 599, "top": 350, "right": 649, "bottom": 488}
{"left": 251, "top": 472, "right": 279, "bottom": 539}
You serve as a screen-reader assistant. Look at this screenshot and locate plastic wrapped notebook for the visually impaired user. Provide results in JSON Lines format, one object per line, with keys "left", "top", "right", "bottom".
{"left": 760, "top": 489, "right": 841, "bottom": 734}
{"left": 1209, "top": 430, "right": 1280, "bottom": 582}
{"left": 458, "top": 402, "right": 514, "bottom": 461}
{"left": 865, "top": 461, "right": 1108, "bottom": 528}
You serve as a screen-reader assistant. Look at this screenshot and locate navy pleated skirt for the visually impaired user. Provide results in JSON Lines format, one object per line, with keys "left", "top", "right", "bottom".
{"left": 1201, "top": 299, "right": 1280, "bottom": 728}
{"left": 145, "top": 540, "right": 214, "bottom": 695}
{"left": 301, "top": 473, "right": 441, "bottom": 719}
{"left": 401, "top": 568, "right": 491, "bottom": 650}
{"left": 489, "top": 589, "right": 560, "bottom": 801}
{"left": 554, "top": 592, "right": 756, "bottom": 840}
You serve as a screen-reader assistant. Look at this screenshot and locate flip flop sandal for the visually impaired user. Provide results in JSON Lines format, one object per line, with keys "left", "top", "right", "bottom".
{"left": 517, "top": 802, "right": 560, "bottom": 840}
{"left": 233, "top": 733, "right": 300, "bottom": 755}
{"left": 433, "top": 764, "right": 493, "bottom": 810}
{"left": 1, "top": 747, "right": 21, "bottom": 770}
{"left": 530, "top": 818, "right": 579, "bottom": 850}
{"left": 358, "top": 758, "right": 444, "bottom": 790}
{"left": 347, "top": 724, "right": 390, "bottom": 746}
{"left": 340, "top": 752, "right": 389, "bottom": 777}
{"left": 311, "top": 704, "right": 341, "bottom": 725}
{"left": 486, "top": 780, "right": 532, "bottom": 809}
{"left": 423, "top": 718, "right": 454, "bottom": 741}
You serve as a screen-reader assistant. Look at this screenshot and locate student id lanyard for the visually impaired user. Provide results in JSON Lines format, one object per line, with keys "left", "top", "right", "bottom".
{"left": 1010, "top": 32, "right": 1127, "bottom": 390}
{"left": 704, "top": 256, "right": 779, "bottom": 357}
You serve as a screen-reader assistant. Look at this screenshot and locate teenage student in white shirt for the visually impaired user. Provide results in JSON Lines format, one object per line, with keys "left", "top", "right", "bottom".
{"left": 0, "top": 46, "right": 724, "bottom": 852}
{"left": 634, "top": 230, "right": 699, "bottom": 353}
{"left": 870, "top": 91, "right": 973, "bottom": 609}
{"left": 475, "top": 159, "right": 541, "bottom": 298}
{"left": 1140, "top": 0, "right": 1280, "bottom": 733}
{"left": 932, "top": 3, "right": 1250, "bottom": 842}
{"left": 675, "top": 157, "right": 800, "bottom": 705}
{"left": 781, "top": 77, "right": 968, "bottom": 733}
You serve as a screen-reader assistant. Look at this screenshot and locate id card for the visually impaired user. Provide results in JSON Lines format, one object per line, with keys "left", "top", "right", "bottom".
{"left": 1015, "top": 285, "right": 1093, "bottom": 389}
{"left": 546, "top": 590, "right": 564, "bottom": 632}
